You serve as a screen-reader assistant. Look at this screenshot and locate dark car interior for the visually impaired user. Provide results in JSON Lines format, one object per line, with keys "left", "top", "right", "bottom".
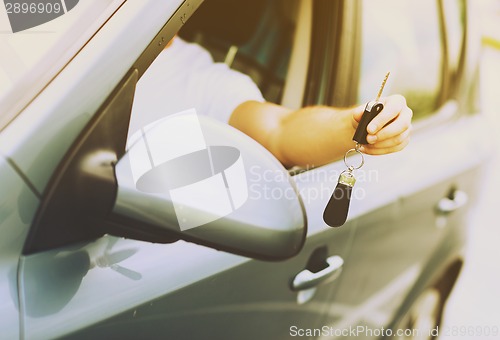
{"left": 180, "top": 0, "right": 299, "bottom": 104}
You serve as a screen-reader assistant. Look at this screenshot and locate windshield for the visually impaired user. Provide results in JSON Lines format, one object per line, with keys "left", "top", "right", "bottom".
{"left": 0, "top": 0, "right": 124, "bottom": 128}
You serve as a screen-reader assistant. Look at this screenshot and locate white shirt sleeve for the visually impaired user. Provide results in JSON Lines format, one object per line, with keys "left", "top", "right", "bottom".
{"left": 177, "top": 38, "right": 264, "bottom": 123}
{"left": 188, "top": 61, "right": 265, "bottom": 123}
{"left": 128, "top": 38, "right": 264, "bottom": 140}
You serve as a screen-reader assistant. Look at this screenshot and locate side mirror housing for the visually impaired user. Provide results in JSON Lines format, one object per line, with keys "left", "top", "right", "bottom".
{"left": 111, "top": 111, "right": 307, "bottom": 260}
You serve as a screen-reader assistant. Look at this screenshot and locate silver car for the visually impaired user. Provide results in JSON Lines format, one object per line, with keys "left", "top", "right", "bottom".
{"left": 0, "top": 0, "right": 489, "bottom": 339}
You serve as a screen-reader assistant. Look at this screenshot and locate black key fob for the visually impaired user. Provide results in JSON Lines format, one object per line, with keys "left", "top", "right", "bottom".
{"left": 323, "top": 171, "right": 355, "bottom": 227}
{"left": 353, "top": 101, "right": 384, "bottom": 144}
{"left": 324, "top": 73, "right": 389, "bottom": 228}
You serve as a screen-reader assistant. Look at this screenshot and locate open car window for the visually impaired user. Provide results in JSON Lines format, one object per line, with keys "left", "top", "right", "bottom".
{"left": 0, "top": 0, "right": 125, "bottom": 129}
{"left": 179, "top": 0, "right": 300, "bottom": 105}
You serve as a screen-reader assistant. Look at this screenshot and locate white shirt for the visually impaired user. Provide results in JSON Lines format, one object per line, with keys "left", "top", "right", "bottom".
{"left": 128, "top": 37, "right": 265, "bottom": 139}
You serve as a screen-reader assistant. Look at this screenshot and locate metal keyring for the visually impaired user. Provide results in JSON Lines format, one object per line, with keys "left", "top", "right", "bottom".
{"left": 344, "top": 148, "right": 365, "bottom": 170}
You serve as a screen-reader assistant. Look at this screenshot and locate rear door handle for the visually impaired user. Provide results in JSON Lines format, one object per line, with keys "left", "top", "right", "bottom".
{"left": 436, "top": 190, "right": 468, "bottom": 214}
{"left": 292, "top": 255, "right": 344, "bottom": 291}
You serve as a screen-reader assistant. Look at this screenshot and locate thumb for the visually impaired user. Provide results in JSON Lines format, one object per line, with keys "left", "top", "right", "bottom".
{"left": 351, "top": 104, "right": 368, "bottom": 130}
{"left": 352, "top": 104, "right": 367, "bottom": 123}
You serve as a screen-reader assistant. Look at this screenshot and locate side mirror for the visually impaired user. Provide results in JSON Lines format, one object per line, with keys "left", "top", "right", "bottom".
{"left": 111, "top": 110, "right": 307, "bottom": 260}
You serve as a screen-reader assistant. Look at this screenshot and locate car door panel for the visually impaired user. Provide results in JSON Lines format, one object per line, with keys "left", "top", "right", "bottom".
{"left": 19, "top": 237, "right": 257, "bottom": 339}
{"left": 0, "top": 157, "right": 40, "bottom": 340}
{"left": 51, "top": 226, "right": 353, "bottom": 340}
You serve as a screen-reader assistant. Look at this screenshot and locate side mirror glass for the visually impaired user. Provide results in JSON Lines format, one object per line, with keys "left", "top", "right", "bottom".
{"left": 113, "top": 110, "right": 306, "bottom": 260}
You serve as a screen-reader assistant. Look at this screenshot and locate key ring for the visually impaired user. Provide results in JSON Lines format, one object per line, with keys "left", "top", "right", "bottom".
{"left": 343, "top": 146, "right": 364, "bottom": 170}
{"left": 324, "top": 72, "right": 389, "bottom": 228}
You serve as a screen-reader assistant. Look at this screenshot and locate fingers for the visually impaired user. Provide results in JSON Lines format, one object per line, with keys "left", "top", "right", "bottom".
{"left": 360, "top": 135, "right": 410, "bottom": 155}
{"left": 365, "top": 127, "right": 411, "bottom": 149}
{"left": 361, "top": 118, "right": 412, "bottom": 155}
{"left": 367, "top": 94, "right": 407, "bottom": 135}
{"left": 370, "top": 106, "right": 413, "bottom": 143}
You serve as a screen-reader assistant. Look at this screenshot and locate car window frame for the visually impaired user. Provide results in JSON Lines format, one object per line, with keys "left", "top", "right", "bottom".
{"left": 303, "top": 0, "right": 361, "bottom": 108}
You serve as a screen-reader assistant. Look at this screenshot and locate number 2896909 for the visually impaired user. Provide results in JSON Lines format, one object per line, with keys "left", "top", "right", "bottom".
{"left": 5, "top": 2, "right": 62, "bottom": 14}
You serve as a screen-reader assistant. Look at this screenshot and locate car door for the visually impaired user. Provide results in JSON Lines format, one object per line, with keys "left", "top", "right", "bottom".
{"left": 0, "top": 1, "right": 352, "bottom": 339}
{"left": 297, "top": 0, "right": 490, "bottom": 337}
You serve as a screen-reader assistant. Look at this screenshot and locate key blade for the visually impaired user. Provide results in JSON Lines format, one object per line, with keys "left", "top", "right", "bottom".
{"left": 375, "top": 72, "right": 390, "bottom": 102}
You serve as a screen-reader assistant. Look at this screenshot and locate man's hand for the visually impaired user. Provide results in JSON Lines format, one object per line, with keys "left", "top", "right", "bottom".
{"left": 230, "top": 94, "right": 413, "bottom": 167}
{"left": 352, "top": 94, "right": 413, "bottom": 155}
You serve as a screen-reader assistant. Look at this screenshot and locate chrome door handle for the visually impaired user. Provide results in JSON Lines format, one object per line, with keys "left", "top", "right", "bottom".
{"left": 292, "top": 255, "right": 344, "bottom": 291}
{"left": 436, "top": 190, "right": 468, "bottom": 214}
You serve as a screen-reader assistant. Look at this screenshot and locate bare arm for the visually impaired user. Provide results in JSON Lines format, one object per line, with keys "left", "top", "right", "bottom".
{"left": 229, "top": 94, "right": 412, "bottom": 168}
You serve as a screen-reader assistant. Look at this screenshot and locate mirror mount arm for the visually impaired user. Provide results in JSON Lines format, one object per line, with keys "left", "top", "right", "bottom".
{"left": 103, "top": 213, "right": 179, "bottom": 245}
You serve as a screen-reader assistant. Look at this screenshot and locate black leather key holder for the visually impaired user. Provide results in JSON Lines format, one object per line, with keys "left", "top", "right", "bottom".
{"left": 323, "top": 72, "right": 390, "bottom": 227}
{"left": 323, "top": 147, "right": 364, "bottom": 227}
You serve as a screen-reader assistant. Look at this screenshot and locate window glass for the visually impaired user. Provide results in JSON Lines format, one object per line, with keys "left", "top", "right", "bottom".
{"left": 358, "top": 0, "right": 443, "bottom": 120}
{"left": 0, "top": 0, "right": 124, "bottom": 122}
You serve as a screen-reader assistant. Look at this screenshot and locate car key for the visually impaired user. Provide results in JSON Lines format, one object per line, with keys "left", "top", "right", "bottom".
{"left": 352, "top": 72, "right": 390, "bottom": 144}
{"left": 323, "top": 72, "right": 390, "bottom": 227}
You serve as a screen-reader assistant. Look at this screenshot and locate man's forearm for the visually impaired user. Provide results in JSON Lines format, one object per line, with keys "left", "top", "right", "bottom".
{"left": 272, "top": 106, "right": 358, "bottom": 167}
{"left": 229, "top": 101, "right": 358, "bottom": 167}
